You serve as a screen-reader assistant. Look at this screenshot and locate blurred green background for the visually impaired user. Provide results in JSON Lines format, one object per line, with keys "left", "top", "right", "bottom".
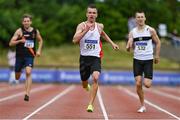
{"left": 0, "top": 0, "right": 180, "bottom": 70}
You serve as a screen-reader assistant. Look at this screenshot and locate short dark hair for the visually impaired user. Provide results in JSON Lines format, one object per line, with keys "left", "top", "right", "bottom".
{"left": 136, "top": 10, "right": 145, "bottom": 14}
{"left": 87, "top": 4, "right": 98, "bottom": 13}
{"left": 88, "top": 4, "right": 97, "bottom": 9}
{"left": 22, "top": 14, "right": 32, "bottom": 21}
{"left": 135, "top": 11, "right": 145, "bottom": 17}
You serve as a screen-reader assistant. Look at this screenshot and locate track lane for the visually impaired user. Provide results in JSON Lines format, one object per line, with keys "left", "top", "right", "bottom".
{"left": 0, "top": 83, "right": 179, "bottom": 119}
{"left": 0, "top": 84, "right": 24, "bottom": 98}
{"left": 0, "top": 84, "right": 43, "bottom": 98}
{"left": 29, "top": 85, "right": 104, "bottom": 119}
{"left": 0, "top": 84, "right": 24, "bottom": 93}
{"left": 154, "top": 86, "right": 180, "bottom": 96}
{"left": 147, "top": 87, "right": 180, "bottom": 101}
{"left": 0, "top": 84, "right": 69, "bottom": 119}
{"left": 100, "top": 85, "right": 175, "bottom": 119}
{"left": 144, "top": 87, "right": 180, "bottom": 117}
{"left": 125, "top": 86, "right": 180, "bottom": 119}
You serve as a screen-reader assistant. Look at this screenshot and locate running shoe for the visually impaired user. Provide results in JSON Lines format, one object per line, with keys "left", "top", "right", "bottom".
{"left": 137, "top": 106, "right": 146, "bottom": 113}
{"left": 24, "top": 94, "right": 29, "bottom": 101}
{"left": 85, "top": 84, "right": 91, "bottom": 91}
{"left": 87, "top": 104, "right": 94, "bottom": 112}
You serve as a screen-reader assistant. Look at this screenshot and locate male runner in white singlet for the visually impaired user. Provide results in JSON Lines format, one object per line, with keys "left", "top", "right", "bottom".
{"left": 126, "top": 11, "right": 161, "bottom": 113}
{"left": 73, "top": 4, "right": 119, "bottom": 112}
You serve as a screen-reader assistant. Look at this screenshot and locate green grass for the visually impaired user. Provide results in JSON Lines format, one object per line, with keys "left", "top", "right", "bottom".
{"left": 0, "top": 42, "right": 179, "bottom": 71}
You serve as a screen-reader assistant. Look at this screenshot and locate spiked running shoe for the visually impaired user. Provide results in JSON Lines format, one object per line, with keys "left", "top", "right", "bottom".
{"left": 137, "top": 106, "right": 146, "bottom": 113}
{"left": 24, "top": 94, "right": 29, "bottom": 101}
{"left": 87, "top": 104, "right": 94, "bottom": 112}
{"left": 85, "top": 84, "right": 91, "bottom": 91}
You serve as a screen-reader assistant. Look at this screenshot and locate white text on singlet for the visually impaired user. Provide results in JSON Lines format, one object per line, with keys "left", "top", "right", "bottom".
{"left": 132, "top": 25, "right": 154, "bottom": 60}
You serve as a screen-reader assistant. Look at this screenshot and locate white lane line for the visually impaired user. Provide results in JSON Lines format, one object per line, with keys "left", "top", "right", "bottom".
{"left": 146, "top": 88, "right": 180, "bottom": 101}
{"left": 23, "top": 85, "right": 75, "bottom": 120}
{"left": 161, "top": 87, "right": 180, "bottom": 94}
{"left": 118, "top": 87, "right": 180, "bottom": 120}
{"left": 97, "top": 88, "right": 109, "bottom": 120}
{"left": 0, "top": 84, "right": 24, "bottom": 92}
{"left": 0, "top": 85, "right": 53, "bottom": 103}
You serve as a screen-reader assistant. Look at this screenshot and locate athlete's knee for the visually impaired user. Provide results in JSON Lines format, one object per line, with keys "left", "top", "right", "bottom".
{"left": 15, "top": 73, "right": 21, "bottom": 80}
{"left": 144, "top": 78, "right": 152, "bottom": 88}
{"left": 26, "top": 67, "right": 32, "bottom": 76}
{"left": 135, "top": 76, "right": 142, "bottom": 86}
{"left": 92, "top": 76, "right": 98, "bottom": 83}
{"left": 92, "top": 73, "right": 99, "bottom": 83}
{"left": 26, "top": 70, "right": 31, "bottom": 76}
{"left": 15, "top": 76, "right": 20, "bottom": 80}
{"left": 144, "top": 82, "right": 151, "bottom": 88}
{"left": 136, "top": 79, "right": 142, "bottom": 87}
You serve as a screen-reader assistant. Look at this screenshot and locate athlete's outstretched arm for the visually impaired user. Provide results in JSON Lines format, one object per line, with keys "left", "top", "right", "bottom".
{"left": 99, "top": 23, "right": 119, "bottom": 50}
{"left": 9, "top": 29, "right": 25, "bottom": 46}
{"left": 101, "top": 31, "right": 119, "bottom": 50}
{"left": 150, "top": 28, "right": 161, "bottom": 64}
{"left": 36, "top": 30, "right": 43, "bottom": 57}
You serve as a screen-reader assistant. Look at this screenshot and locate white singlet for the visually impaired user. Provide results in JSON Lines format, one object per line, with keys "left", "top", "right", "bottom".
{"left": 132, "top": 25, "right": 154, "bottom": 60}
{"left": 80, "top": 22, "right": 102, "bottom": 58}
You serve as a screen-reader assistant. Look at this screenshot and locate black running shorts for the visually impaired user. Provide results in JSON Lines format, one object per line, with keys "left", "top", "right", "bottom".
{"left": 133, "top": 58, "right": 153, "bottom": 79}
{"left": 79, "top": 55, "right": 101, "bottom": 81}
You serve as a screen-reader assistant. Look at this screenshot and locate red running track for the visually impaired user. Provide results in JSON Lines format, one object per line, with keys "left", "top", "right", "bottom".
{"left": 0, "top": 82, "right": 179, "bottom": 120}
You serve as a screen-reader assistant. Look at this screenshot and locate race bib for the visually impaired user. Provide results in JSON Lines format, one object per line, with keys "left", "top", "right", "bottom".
{"left": 24, "top": 40, "right": 34, "bottom": 48}
{"left": 84, "top": 40, "right": 98, "bottom": 50}
{"left": 136, "top": 42, "right": 147, "bottom": 51}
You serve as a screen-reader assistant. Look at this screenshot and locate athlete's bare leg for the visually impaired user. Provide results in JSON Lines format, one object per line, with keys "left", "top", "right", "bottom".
{"left": 25, "top": 66, "right": 32, "bottom": 96}
{"left": 89, "top": 71, "right": 99, "bottom": 105}
{"left": 135, "top": 76, "right": 144, "bottom": 106}
{"left": 15, "top": 72, "right": 21, "bottom": 80}
{"left": 144, "top": 78, "right": 152, "bottom": 88}
{"left": 82, "top": 80, "right": 88, "bottom": 88}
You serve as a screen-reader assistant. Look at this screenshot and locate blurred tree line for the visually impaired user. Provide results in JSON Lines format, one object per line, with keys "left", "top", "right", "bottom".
{"left": 0, "top": 0, "right": 180, "bottom": 48}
